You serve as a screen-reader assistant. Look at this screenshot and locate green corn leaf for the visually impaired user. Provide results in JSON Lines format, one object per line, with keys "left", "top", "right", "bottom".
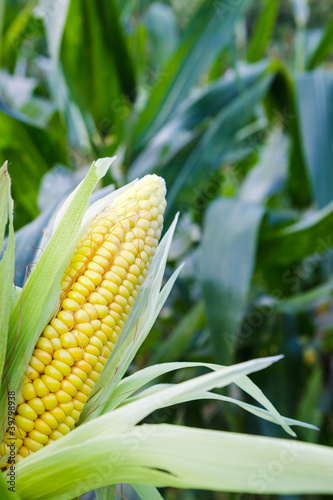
{"left": 0, "top": 163, "right": 15, "bottom": 395}
{"left": 239, "top": 128, "right": 289, "bottom": 203}
{"left": 295, "top": 71, "right": 333, "bottom": 208}
{"left": 258, "top": 200, "right": 333, "bottom": 266}
{"left": 201, "top": 197, "right": 265, "bottom": 364}
{"left": 307, "top": 13, "right": 333, "bottom": 69}
{"left": 150, "top": 301, "right": 206, "bottom": 365}
{"left": 133, "top": 0, "right": 251, "bottom": 151}
{"left": 1, "top": 0, "right": 37, "bottom": 71}
{"left": 164, "top": 72, "right": 274, "bottom": 221}
{"left": 247, "top": 0, "right": 279, "bottom": 63}
{"left": 129, "top": 60, "right": 270, "bottom": 181}
{"left": 61, "top": 0, "right": 135, "bottom": 131}
{"left": 133, "top": 484, "right": 164, "bottom": 500}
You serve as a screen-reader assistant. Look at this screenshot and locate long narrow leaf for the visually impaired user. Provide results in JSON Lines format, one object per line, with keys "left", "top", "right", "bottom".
{"left": 16, "top": 423, "right": 333, "bottom": 499}
{"left": 0, "top": 163, "right": 15, "bottom": 394}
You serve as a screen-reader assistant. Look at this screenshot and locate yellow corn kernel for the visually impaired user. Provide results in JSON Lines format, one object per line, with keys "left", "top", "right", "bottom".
{"left": 55, "top": 390, "right": 72, "bottom": 404}
{"left": 62, "top": 298, "right": 80, "bottom": 312}
{"left": 19, "top": 446, "right": 31, "bottom": 458}
{"left": 94, "top": 362, "right": 104, "bottom": 374}
{"left": 43, "top": 325, "right": 59, "bottom": 339}
{"left": 72, "top": 282, "right": 90, "bottom": 297}
{"left": 28, "top": 398, "right": 45, "bottom": 415}
{"left": 42, "top": 375, "right": 61, "bottom": 393}
{"left": 26, "top": 365, "right": 39, "bottom": 380}
{"left": 15, "top": 427, "right": 26, "bottom": 439}
{"left": 71, "top": 366, "right": 88, "bottom": 382}
{"left": 50, "top": 338, "right": 62, "bottom": 351}
{"left": 61, "top": 380, "right": 77, "bottom": 397}
{"left": 68, "top": 291, "right": 85, "bottom": 304}
{"left": 28, "top": 430, "right": 48, "bottom": 445}
{"left": 40, "top": 412, "right": 58, "bottom": 429}
{"left": 67, "top": 347, "right": 83, "bottom": 362}
{"left": 73, "top": 399, "right": 84, "bottom": 412}
{"left": 51, "top": 360, "right": 71, "bottom": 376}
{"left": 75, "top": 392, "right": 88, "bottom": 404}
{"left": 94, "top": 304, "right": 109, "bottom": 318}
{"left": 44, "top": 365, "right": 63, "bottom": 382}
{"left": 71, "top": 409, "right": 80, "bottom": 422}
{"left": 75, "top": 359, "right": 93, "bottom": 375}
{"left": 73, "top": 330, "right": 90, "bottom": 348}
{"left": 33, "top": 378, "right": 49, "bottom": 397}
{"left": 51, "top": 318, "right": 69, "bottom": 335}
{"left": 83, "top": 352, "right": 98, "bottom": 366}
{"left": 95, "top": 331, "right": 108, "bottom": 344}
{"left": 54, "top": 349, "right": 75, "bottom": 366}
{"left": 36, "top": 338, "right": 54, "bottom": 355}
{"left": 41, "top": 393, "right": 58, "bottom": 411}
{"left": 85, "top": 345, "right": 100, "bottom": 357}
{"left": 29, "top": 356, "right": 45, "bottom": 374}
{"left": 60, "top": 333, "right": 78, "bottom": 348}
{"left": 34, "top": 419, "right": 52, "bottom": 435}
{"left": 77, "top": 323, "right": 95, "bottom": 337}
{"left": 58, "top": 310, "right": 75, "bottom": 328}
{"left": 66, "top": 373, "right": 83, "bottom": 390}
{"left": 89, "top": 370, "right": 100, "bottom": 383}
{"left": 85, "top": 378, "right": 94, "bottom": 389}
{"left": 80, "top": 384, "right": 93, "bottom": 397}
{"left": 22, "top": 383, "right": 37, "bottom": 401}
{"left": 17, "top": 404, "right": 37, "bottom": 421}
{"left": 50, "top": 407, "right": 66, "bottom": 424}
{"left": 24, "top": 438, "right": 44, "bottom": 452}
{"left": 58, "top": 423, "right": 70, "bottom": 435}
{"left": 50, "top": 430, "right": 63, "bottom": 441}
{"left": 59, "top": 402, "right": 74, "bottom": 415}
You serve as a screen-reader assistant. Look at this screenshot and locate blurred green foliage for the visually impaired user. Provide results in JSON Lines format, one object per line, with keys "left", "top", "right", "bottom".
{"left": 1, "top": 0, "right": 333, "bottom": 499}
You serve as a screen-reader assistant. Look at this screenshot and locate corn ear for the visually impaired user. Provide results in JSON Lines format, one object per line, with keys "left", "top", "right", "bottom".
{"left": 0, "top": 174, "right": 166, "bottom": 466}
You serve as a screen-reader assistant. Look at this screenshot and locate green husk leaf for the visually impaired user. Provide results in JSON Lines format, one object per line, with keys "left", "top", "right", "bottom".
{"left": 111, "top": 359, "right": 295, "bottom": 436}
{"left": 0, "top": 471, "right": 19, "bottom": 499}
{"left": 0, "top": 163, "right": 15, "bottom": 395}
{"left": 16, "top": 421, "right": 333, "bottom": 499}
{"left": 124, "top": 383, "right": 317, "bottom": 432}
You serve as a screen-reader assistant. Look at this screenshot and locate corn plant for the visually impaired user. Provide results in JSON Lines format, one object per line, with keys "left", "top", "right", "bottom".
{"left": 0, "top": 159, "right": 333, "bottom": 500}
